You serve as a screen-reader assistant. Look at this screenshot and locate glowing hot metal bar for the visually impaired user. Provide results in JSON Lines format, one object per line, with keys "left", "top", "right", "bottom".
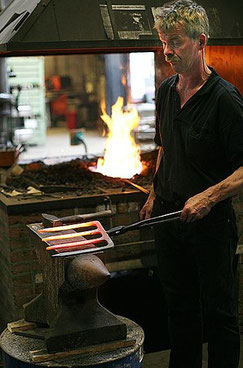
{"left": 42, "top": 229, "right": 100, "bottom": 242}
{"left": 38, "top": 221, "right": 95, "bottom": 233}
{"left": 46, "top": 237, "right": 104, "bottom": 251}
{"left": 40, "top": 221, "right": 113, "bottom": 253}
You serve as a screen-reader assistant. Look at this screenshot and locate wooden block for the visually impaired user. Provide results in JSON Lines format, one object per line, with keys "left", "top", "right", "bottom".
{"left": 30, "top": 339, "right": 136, "bottom": 363}
{"left": 7, "top": 319, "right": 38, "bottom": 333}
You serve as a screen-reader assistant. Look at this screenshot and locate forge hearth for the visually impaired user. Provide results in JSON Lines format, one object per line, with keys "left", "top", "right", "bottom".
{"left": 5, "top": 151, "right": 156, "bottom": 197}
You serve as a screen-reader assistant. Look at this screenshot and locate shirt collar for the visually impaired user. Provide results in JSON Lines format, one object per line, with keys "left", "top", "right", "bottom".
{"left": 196, "top": 67, "right": 220, "bottom": 96}
{"left": 170, "top": 67, "right": 220, "bottom": 96}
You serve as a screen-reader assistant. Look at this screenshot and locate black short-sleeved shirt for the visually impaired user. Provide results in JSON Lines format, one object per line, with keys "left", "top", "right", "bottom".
{"left": 154, "top": 67, "right": 243, "bottom": 202}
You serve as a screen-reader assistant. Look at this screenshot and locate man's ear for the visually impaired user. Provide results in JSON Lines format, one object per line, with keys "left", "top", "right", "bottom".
{"left": 199, "top": 34, "right": 207, "bottom": 49}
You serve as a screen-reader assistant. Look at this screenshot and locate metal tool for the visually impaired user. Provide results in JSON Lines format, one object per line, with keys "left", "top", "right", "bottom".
{"left": 44, "top": 221, "right": 113, "bottom": 251}
{"left": 107, "top": 210, "right": 182, "bottom": 236}
{"left": 38, "top": 210, "right": 182, "bottom": 257}
{"left": 42, "top": 210, "right": 112, "bottom": 227}
{"left": 37, "top": 221, "right": 114, "bottom": 258}
{"left": 122, "top": 179, "right": 149, "bottom": 194}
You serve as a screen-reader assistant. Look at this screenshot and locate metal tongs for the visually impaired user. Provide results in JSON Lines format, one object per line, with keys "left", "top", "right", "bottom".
{"left": 107, "top": 210, "right": 182, "bottom": 236}
{"left": 38, "top": 210, "right": 182, "bottom": 257}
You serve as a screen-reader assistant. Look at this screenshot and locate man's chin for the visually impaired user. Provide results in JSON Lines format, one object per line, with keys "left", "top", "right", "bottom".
{"left": 166, "top": 60, "right": 179, "bottom": 72}
{"left": 170, "top": 64, "right": 180, "bottom": 73}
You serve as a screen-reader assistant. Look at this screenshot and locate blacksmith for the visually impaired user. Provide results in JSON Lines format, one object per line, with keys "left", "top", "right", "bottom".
{"left": 140, "top": 0, "right": 243, "bottom": 366}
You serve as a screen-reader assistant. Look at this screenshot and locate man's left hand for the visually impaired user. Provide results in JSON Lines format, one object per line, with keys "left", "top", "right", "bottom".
{"left": 180, "top": 193, "right": 214, "bottom": 222}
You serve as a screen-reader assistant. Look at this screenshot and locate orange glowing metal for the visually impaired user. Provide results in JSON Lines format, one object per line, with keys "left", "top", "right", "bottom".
{"left": 46, "top": 237, "right": 103, "bottom": 251}
{"left": 96, "top": 96, "right": 143, "bottom": 178}
{"left": 40, "top": 221, "right": 112, "bottom": 252}
{"left": 38, "top": 221, "right": 95, "bottom": 233}
{"left": 54, "top": 244, "right": 95, "bottom": 254}
{"left": 42, "top": 229, "right": 100, "bottom": 242}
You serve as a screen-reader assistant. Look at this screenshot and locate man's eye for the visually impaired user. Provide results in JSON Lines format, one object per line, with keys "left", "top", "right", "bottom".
{"left": 172, "top": 41, "right": 181, "bottom": 48}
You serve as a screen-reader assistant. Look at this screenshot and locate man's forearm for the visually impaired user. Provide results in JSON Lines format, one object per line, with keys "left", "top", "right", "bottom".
{"left": 155, "top": 147, "right": 163, "bottom": 171}
{"left": 205, "top": 166, "right": 243, "bottom": 206}
{"left": 140, "top": 147, "right": 163, "bottom": 219}
{"left": 149, "top": 147, "right": 163, "bottom": 199}
{"left": 181, "top": 166, "right": 243, "bottom": 222}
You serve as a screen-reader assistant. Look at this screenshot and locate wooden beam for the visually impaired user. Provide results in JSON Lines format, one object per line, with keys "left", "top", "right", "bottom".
{"left": 30, "top": 339, "right": 136, "bottom": 363}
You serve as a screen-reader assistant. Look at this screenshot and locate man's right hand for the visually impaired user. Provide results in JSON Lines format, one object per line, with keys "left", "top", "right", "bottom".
{"left": 140, "top": 196, "right": 155, "bottom": 220}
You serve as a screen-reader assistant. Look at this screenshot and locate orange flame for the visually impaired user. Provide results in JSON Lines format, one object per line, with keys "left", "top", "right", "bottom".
{"left": 96, "top": 97, "right": 143, "bottom": 178}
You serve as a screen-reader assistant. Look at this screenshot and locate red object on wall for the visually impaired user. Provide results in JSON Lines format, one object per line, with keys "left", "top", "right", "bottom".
{"left": 51, "top": 94, "right": 67, "bottom": 115}
{"left": 67, "top": 111, "right": 77, "bottom": 129}
{"left": 51, "top": 75, "right": 61, "bottom": 90}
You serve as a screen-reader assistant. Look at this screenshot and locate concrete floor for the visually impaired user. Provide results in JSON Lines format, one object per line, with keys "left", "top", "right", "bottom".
{"left": 143, "top": 344, "right": 207, "bottom": 367}
{"left": 143, "top": 341, "right": 243, "bottom": 367}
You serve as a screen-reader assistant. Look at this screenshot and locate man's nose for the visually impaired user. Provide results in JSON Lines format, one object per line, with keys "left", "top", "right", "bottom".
{"left": 163, "top": 44, "right": 173, "bottom": 57}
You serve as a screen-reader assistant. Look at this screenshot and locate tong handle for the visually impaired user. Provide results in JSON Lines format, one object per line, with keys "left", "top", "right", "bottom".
{"left": 108, "top": 210, "right": 182, "bottom": 236}
{"left": 134, "top": 210, "right": 182, "bottom": 230}
{"left": 139, "top": 210, "right": 182, "bottom": 228}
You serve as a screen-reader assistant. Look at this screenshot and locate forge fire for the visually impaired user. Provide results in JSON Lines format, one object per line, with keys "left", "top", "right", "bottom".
{"left": 95, "top": 97, "right": 143, "bottom": 179}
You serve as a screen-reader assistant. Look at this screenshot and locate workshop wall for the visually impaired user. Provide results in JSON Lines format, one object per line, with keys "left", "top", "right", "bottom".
{"left": 44, "top": 55, "right": 106, "bottom": 129}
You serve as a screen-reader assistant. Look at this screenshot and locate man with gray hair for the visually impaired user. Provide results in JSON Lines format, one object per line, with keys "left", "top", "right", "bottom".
{"left": 140, "top": 0, "right": 243, "bottom": 366}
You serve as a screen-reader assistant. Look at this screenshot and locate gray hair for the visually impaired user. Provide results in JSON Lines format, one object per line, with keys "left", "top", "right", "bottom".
{"left": 153, "top": 0, "right": 210, "bottom": 41}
